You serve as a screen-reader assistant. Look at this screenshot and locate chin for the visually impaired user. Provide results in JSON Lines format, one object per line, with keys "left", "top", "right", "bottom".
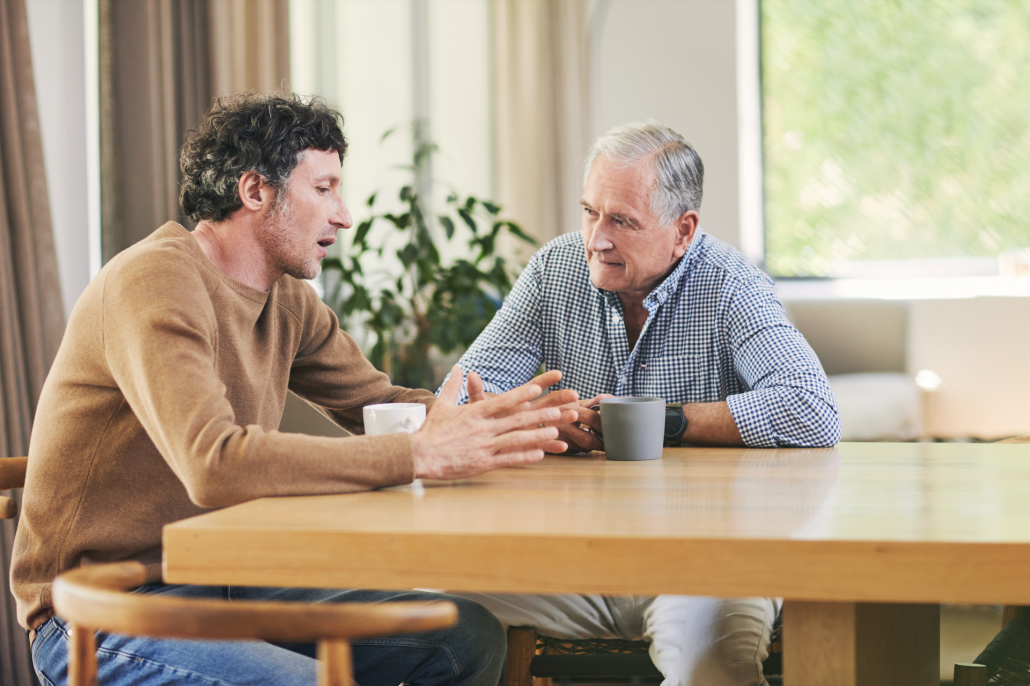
{"left": 286, "top": 262, "right": 321, "bottom": 281}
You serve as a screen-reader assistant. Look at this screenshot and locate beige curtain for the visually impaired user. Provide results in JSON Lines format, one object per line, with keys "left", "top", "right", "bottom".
{"left": 494, "top": 0, "right": 591, "bottom": 245}
{"left": 0, "top": 0, "right": 65, "bottom": 682}
{"left": 100, "top": 0, "right": 289, "bottom": 261}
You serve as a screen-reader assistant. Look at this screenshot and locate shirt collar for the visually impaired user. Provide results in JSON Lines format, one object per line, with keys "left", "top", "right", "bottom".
{"left": 591, "top": 228, "right": 707, "bottom": 312}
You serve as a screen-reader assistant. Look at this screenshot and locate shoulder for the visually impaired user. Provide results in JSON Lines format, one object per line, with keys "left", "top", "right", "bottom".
{"left": 526, "top": 231, "right": 588, "bottom": 282}
{"left": 101, "top": 224, "right": 216, "bottom": 305}
{"left": 273, "top": 275, "right": 330, "bottom": 326}
{"left": 687, "top": 231, "right": 774, "bottom": 293}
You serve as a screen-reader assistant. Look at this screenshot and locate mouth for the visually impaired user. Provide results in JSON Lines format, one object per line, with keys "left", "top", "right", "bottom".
{"left": 592, "top": 254, "right": 624, "bottom": 268}
{"left": 316, "top": 236, "right": 335, "bottom": 257}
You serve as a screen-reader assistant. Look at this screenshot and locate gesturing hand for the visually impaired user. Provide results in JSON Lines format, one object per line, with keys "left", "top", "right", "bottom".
{"left": 410, "top": 366, "right": 580, "bottom": 480}
{"left": 537, "top": 394, "right": 615, "bottom": 454}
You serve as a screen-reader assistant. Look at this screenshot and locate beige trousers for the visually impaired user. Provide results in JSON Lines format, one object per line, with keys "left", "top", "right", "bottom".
{"left": 450, "top": 593, "right": 777, "bottom": 686}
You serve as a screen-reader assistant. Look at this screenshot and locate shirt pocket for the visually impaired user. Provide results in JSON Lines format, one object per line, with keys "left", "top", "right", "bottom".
{"left": 639, "top": 354, "right": 704, "bottom": 402}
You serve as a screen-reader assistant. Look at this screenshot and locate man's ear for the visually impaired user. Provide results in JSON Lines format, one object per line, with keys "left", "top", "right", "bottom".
{"left": 237, "top": 171, "right": 275, "bottom": 212}
{"left": 672, "top": 210, "right": 700, "bottom": 258}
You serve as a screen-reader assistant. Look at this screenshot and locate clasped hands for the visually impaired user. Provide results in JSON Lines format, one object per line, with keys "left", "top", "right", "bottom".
{"left": 410, "top": 366, "right": 613, "bottom": 480}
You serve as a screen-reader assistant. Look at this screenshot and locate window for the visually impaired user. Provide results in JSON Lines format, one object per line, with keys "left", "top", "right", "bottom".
{"left": 761, "top": 0, "right": 1030, "bottom": 278}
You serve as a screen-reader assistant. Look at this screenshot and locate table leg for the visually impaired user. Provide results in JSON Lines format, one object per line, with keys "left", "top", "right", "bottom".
{"left": 782, "top": 601, "right": 940, "bottom": 686}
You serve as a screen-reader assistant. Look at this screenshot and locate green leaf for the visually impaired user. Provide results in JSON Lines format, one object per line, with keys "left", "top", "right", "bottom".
{"left": 400, "top": 185, "right": 413, "bottom": 202}
{"left": 366, "top": 191, "right": 378, "bottom": 208}
{"left": 398, "top": 243, "right": 420, "bottom": 268}
{"left": 482, "top": 201, "right": 501, "bottom": 215}
{"left": 353, "top": 219, "right": 373, "bottom": 248}
{"left": 384, "top": 213, "right": 412, "bottom": 229}
{"left": 321, "top": 256, "right": 345, "bottom": 272}
{"left": 439, "top": 215, "right": 455, "bottom": 239}
{"left": 458, "top": 207, "right": 477, "bottom": 233}
{"left": 497, "top": 220, "right": 536, "bottom": 244}
{"left": 380, "top": 126, "right": 399, "bottom": 142}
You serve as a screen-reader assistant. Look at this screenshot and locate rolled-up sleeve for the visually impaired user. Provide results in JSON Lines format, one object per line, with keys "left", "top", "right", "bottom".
{"left": 724, "top": 278, "right": 841, "bottom": 447}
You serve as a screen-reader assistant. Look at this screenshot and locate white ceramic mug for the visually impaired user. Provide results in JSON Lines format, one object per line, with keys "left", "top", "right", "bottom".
{"left": 362, "top": 403, "right": 427, "bottom": 436}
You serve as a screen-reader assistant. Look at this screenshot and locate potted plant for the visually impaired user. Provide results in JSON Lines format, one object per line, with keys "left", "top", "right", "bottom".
{"left": 321, "top": 128, "right": 535, "bottom": 390}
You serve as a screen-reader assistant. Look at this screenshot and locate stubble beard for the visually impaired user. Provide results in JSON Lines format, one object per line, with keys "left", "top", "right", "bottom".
{"left": 258, "top": 189, "right": 321, "bottom": 282}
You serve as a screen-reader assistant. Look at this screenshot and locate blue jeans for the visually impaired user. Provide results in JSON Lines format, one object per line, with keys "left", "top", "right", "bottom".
{"left": 31, "top": 584, "right": 505, "bottom": 686}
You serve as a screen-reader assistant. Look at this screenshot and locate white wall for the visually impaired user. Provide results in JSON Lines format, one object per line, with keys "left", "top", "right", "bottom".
{"left": 26, "top": 0, "right": 91, "bottom": 320}
{"left": 592, "top": 0, "right": 740, "bottom": 248}
{"left": 910, "top": 298, "right": 1030, "bottom": 439}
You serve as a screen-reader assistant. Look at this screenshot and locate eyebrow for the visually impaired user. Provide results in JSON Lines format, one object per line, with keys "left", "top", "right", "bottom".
{"left": 580, "top": 201, "right": 640, "bottom": 228}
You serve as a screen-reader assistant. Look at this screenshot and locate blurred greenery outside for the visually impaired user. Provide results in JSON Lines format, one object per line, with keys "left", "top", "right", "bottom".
{"left": 761, "top": 0, "right": 1030, "bottom": 277}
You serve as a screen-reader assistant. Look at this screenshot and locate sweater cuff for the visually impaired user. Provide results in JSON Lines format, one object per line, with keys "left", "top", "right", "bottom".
{"left": 369, "top": 432, "right": 418, "bottom": 487}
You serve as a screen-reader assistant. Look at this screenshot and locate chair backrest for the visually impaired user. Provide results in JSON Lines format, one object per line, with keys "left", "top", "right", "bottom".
{"left": 53, "top": 561, "right": 458, "bottom": 686}
{"left": 0, "top": 457, "right": 27, "bottom": 520}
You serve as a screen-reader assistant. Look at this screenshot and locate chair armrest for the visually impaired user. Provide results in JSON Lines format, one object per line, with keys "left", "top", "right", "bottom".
{"left": 53, "top": 562, "right": 457, "bottom": 643}
{"left": 0, "top": 457, "right": 27, "bottom": 491}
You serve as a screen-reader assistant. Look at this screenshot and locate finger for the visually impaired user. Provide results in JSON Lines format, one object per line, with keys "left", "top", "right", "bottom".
{"left": 542, "top": 440, "right": 570, "bottom": 454}
{"left": 528, "top": 369, "right": 563, "bottom": 390}
{"left": 488, "top": 425, "right": 561, "bottom": 451}
{"left": 470, "top": 382, "right": 544, "bottom": 417}
{"left": 486, "top": 449, "right": 547, "bottom": 468}
{"left": 575, "top": 405, "right": 603, "bottom": 430}
{"left": 530, "top": 389, "right": 580, "bottom": 410}
{"left": 490, "top": 407, "right": 569, "bottom": 434}
{"left": 569, "top": 425, "right": 604, "bottom": 451}
{"left": 467, "top": 371, "right": 487, "bottom": 403}
{"left": 437, "top": 365, "right": 463, "bottom": 406}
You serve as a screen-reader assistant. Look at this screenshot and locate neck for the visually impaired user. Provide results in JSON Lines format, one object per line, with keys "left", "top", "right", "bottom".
{"left": 192, "top": 219, "right": 280, "bottom": 292}
{"left": 618, "top": 293, "right": 650, "bottom": 351}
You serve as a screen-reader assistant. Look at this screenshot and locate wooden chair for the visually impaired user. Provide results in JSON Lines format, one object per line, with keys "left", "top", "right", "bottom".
{"left": 53, "top": 562, "right": 457, "bottom": 686}
{"left": 2, "top": 457, "right": 459, "bottom": 686}
{"left": 0, "top": 456, "right": 28, "bottom": 519}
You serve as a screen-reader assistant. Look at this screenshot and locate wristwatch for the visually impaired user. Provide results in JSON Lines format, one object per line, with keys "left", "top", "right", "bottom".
{"left": 664, "top": 403, "right": 688, "bottom": 446}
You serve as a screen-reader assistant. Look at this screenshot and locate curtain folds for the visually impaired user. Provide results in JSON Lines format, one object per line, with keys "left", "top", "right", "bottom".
{"left": 0, "top": 0, "right": 65, "bottom": 682}
{"left": 494, "top": 0, "right": 591, "bottom": 245}
{"left": 100, "top": 0, "right": 289, "bottom": 261}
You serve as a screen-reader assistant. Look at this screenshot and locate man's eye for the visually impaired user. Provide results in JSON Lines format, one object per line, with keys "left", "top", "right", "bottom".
{"left": 613, "top": 217, "right": 626, "bottom": 226}
{"left": 318, "top": 187, "right": 330, "bottom": 194}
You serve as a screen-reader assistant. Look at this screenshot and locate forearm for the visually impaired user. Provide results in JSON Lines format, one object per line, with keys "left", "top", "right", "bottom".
{"left": 677, "top": 401, "right": 745, "bottom": 447}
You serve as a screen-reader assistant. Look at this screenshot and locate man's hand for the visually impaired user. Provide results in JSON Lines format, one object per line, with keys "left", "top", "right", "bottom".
{"left": 410, "top": 366, "right": 580, "bottom": 480}
{"left": 466, "top": 373, "right": 612, "bottom": 455}
{"left": 537, "top": 394, "right": 614, "bottom": 454}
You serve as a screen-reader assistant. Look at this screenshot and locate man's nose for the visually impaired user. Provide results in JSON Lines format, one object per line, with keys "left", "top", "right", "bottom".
{"left": 587, "top": 219, "right": 614, "bottom": 251}
{"left": 332, "top": 196, "right": 353, "bottom": 230}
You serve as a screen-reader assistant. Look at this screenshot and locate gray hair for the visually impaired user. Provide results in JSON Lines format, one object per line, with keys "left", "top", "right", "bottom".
{"left": 583, "top": 120, "right": 704, "bottom": 225}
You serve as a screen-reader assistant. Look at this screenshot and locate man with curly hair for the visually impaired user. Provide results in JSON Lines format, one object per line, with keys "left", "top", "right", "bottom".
{"left": 12, "top": 93, "right": 580, "bottom": 686}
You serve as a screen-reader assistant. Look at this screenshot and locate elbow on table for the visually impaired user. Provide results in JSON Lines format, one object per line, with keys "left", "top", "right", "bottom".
{"left": 795, "top": 404, "right": 842, "bottom": 448}
{"left": 178, "top": 462, "right": 256, "bottom": 510}
{"left": 775, "top": 391, "right": 842, "bottom": 448}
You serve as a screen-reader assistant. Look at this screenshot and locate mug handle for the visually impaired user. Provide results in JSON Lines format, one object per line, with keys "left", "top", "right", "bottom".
{"left": 589, "top": 404, "right": 603, "bottom": 443}
{"left": 401, "top": 416, "right": 421, "bottom": 434}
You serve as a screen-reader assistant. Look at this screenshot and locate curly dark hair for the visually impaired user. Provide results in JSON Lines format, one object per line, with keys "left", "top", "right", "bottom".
{"left": 179, "top": 93, "right": 348, "bottom": 222}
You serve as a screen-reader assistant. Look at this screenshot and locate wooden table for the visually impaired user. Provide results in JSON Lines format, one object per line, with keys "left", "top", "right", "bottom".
{"left": 164, "top": 442, "right": 1030, "bottom": 685}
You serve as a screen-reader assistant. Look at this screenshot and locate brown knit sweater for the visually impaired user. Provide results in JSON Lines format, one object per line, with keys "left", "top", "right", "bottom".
{"left": 11, "top": 223, "right": 434, "bottom": 630}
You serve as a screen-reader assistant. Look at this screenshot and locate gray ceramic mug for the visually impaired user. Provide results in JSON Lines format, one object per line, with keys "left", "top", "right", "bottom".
{"left": 590, "top": 397, "right": 666, "bottom": 461}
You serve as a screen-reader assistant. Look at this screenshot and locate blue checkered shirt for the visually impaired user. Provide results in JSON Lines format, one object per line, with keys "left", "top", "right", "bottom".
{"left": 450, "top": 229, "right": 840, "bottom": 448}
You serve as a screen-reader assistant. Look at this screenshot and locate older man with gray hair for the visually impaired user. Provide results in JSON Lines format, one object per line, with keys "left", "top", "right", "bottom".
{"left": 446, "top": 120, "right": 840, "bottom": 686}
